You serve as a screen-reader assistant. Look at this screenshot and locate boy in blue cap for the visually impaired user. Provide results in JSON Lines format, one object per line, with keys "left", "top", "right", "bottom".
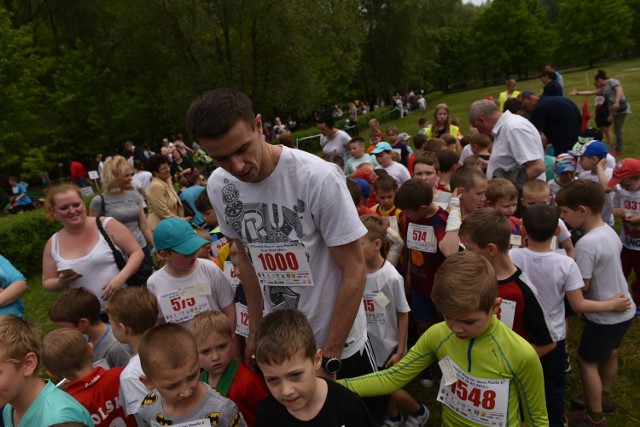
{"left": 147, "top": 217, "right": 236, "bottom": 330}
{"left": 372, "top": 142, "right": 411, "bottom": 186}
{"left": 572, "top": 140, "right": 615, "bottom": 226}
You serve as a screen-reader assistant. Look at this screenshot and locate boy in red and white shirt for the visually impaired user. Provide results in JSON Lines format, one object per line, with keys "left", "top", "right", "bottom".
{"left": 42, "top": 328, "right": 137, "bottom": 427}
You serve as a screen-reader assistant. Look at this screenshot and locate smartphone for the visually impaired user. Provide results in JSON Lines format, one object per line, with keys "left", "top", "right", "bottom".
{"left": 57, "top": 267, "right": 77, "bottom": 277}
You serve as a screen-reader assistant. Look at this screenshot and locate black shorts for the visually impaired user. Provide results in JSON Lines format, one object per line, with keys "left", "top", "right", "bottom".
{"left": 595, "top": 108, "right": 612, "bottom": 128}
{"left": 578, "top": 318, "right": 633, "bottom": 363}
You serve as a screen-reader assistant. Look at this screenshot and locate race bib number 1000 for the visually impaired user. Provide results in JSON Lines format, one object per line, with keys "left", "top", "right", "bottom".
{"left": 248, "top": 242, "right": 314, "bottom": 287}
{"left": 437, "top": 358, "right": 509, "bottom": 426}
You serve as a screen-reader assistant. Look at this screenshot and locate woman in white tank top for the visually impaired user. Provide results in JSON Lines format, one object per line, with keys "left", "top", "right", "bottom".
{"left": 41, "top": 183, "right": 144, "bottom": 312}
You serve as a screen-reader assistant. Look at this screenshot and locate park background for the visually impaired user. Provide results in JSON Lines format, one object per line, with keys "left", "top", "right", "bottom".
{"left": 2, "top": 0, "right": 640, "bottom": 425}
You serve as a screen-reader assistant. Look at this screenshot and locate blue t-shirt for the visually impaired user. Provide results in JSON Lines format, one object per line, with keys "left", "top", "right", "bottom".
{"left": 0, "top": 255, "right": 25, "bottom": 318}
{"left": 3, "top": 380, "right": 93, "bottom": 427}
{"left": 180, "top": 185, "right": 206, "bottom": 227}
{"left": 11, "top": 184, "right": 32, "bottom": 207}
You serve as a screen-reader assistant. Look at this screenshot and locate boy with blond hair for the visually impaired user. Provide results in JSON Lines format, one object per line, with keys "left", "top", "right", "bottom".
{"left": 522, "top": 179, "right": 575, "bottom": 258}
{"left": 556, "top": 180, "right": 636, "bottom": 427}
{"left": 41, "top": 328, "right": 137, "bottom": 427}
{"left": 138, "top": 323, "right": 245, "bottom": 426}
{"left": 188, "top": 311, "right": 268, "bottom": 427}
{"left": 359, "top": 215, "right": 429, "bottom": 427}
{"left": 48, "top": 287, "right": 131, "bottom": 368}
{"left": 344, "top": 137, "right": 379, "bottom": 175}
{"left": 510, "top": 204, "right": 630, "bottom": 427}
{"left": 148, "top": 217, "right": 236, "bottom": 328}
{"left": 255, "top": 308, "right": 375, "bottom": 426}
{"left": 105, "top": 287, "right": 159, "bottom": 419}
{"left": 340, "top": 251, "right": 549, "bottom": 426}
{"left": 396, "top": 179, "right": 459, "bottom": 333}
{"left": 459, "top": 208, "right": 557, "bottom": 357}
{"left": 449, "top": 166, "right": 488, "bottom": 218}
{"left": 485, "top": 178, "right": 523, "bottom": 246}
{"left": 0, "top": 315, "right": 93, "bottom": 427}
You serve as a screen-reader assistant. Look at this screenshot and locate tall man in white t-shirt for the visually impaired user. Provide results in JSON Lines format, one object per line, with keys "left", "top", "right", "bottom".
{"left": 469, "top": 99, "right": 546, "bottom": 182}
{"left": 186, "top": 88, "right": 387, "bottom": 418}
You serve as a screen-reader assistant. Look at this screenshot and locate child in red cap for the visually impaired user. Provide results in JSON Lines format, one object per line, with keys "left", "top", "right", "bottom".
{"left": 608, "top": 158, "right": 640, "bottom": 314}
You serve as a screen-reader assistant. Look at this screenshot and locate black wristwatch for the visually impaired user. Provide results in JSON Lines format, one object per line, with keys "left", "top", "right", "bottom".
{"left": 322, "top": 356, "right": 342, "bottom": 374}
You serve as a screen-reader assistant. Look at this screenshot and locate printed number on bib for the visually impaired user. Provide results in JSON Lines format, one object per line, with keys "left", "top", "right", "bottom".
{"left": 158, "top": 286, "right": 211, "bottom": 324}
{"left": 235, "top": 302, "right": 249, "bottom": 338}
{"left": 223, "top": 260, "right": 240, "bottom": 290}
{"left": 406, "top": 223, "right": 437, "bottom": 253}
{"left": 362, "top": 291, "right": 389, "bottom": 324}
{"left": 437, "top": 358, "right": 509, "bottom": 426}
{"left": 248, "top": 242, "right": 314, "bottom": 286}
{"left": 624, "top": 197, "right": 640, "bottom": 217}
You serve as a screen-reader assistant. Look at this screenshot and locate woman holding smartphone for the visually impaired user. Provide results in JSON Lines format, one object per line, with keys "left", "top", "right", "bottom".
{"left": 41, "top": 182, "right": 143, "bottom": 313}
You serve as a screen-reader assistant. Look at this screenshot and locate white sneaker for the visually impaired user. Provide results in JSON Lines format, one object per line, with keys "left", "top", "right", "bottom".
{"left": 404, "top": 404, "right": 430, "bottom": 427}
{"left": 419, "top": 377, "right": 434, "bottom": 388}
{"left": 382, "top": 415, "right": 403, "bottom": 427}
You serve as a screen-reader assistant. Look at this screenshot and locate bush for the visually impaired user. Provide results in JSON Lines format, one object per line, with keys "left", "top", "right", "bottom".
{"left": 0, "top": 209, "right": 61, "bottom": 276}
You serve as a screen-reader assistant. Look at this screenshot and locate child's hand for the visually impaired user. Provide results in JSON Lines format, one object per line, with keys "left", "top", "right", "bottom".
{"left": 384, "top": 353, "right": 403, "bottom": 368}
{"left": 596, "top": 158, "right": 608, "bottom": 171}
{"left": 609, "top": 293, "right": 632, "bottom": 312}
{"left": 612, "top": 208, "right": 627, "bottom": 218}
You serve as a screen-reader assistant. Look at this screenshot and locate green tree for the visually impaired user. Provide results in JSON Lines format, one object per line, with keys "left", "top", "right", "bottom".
{"left": 0, "top": 8, "right": 54, "bottom": 177}
{"left": 557, "top": 0, "right": 633, "bottom": 67}
{"left": 473, "top": 0, "right": 555, "bottom": 82}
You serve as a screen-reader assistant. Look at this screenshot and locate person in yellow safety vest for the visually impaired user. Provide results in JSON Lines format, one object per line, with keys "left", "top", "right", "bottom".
{"left": 425, "top": 103, "right": 462, "bottom": 139}
{"left": 498, "top": 79, "right": 521, "bottom": 112}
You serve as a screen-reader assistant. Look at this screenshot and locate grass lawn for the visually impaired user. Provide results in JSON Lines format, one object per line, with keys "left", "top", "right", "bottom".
{"left": 21, "top": 58, "right": 640, "bottom": 425}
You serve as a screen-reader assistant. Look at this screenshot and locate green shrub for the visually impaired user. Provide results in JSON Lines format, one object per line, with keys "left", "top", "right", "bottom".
{"left": 0, "top": 209, "right": 61, "bottom": 276}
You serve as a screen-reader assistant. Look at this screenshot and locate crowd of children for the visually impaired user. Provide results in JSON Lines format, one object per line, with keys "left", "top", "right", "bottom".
{"left": 2, "top": 104, "right": 639, "bottom": 427}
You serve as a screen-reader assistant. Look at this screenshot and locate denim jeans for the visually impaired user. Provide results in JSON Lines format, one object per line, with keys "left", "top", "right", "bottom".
{"left": 612, "top": 113, "right": 627, "bottom": 151}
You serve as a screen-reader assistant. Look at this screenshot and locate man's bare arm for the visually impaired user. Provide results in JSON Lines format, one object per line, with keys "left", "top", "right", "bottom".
{"left": 230, "top": 238, "right": 264, "bottom": 365}
{"left": 323, "top": 239, "right": 367, "bottom": 362}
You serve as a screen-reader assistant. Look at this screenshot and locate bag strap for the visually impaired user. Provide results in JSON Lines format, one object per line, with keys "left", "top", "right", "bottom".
{"left": 100, "top": 194, "right": 106, "bottom": 216}
{"left": 95, "top": 216, "right": 122, "bottom": 267}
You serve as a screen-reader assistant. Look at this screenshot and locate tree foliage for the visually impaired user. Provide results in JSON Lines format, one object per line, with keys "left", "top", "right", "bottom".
{"left": 557, "top": 0, "right": 633, "bottom": 67}
{"left": 1, "top": 0, "right": 639, "bottom": 179}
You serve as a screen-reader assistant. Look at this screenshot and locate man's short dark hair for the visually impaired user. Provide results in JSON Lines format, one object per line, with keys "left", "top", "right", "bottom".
{"left": 539, "top": 69, "right": 556, "bottom": 80}
{"left": 186, "top": 88, "right": 255, "bottom": 142}
{"left": 522, "top": 204, "right": 558, "bottom": 242}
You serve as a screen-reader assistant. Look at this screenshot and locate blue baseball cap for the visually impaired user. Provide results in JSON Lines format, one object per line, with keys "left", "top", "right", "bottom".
{"left": 353, "top": 178, "right": 371, "bottom": 199}
{"left": 371, "top": 142, "right": 393, "bottom": 154}
{"left": 153, "top": 218, "right": 210, "bottom": 255}
{"left": 555, "top": 153, "right": 576, "bottom": 174}
{"left": 571, "top": 140, "right": 608, "bottom": 159}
